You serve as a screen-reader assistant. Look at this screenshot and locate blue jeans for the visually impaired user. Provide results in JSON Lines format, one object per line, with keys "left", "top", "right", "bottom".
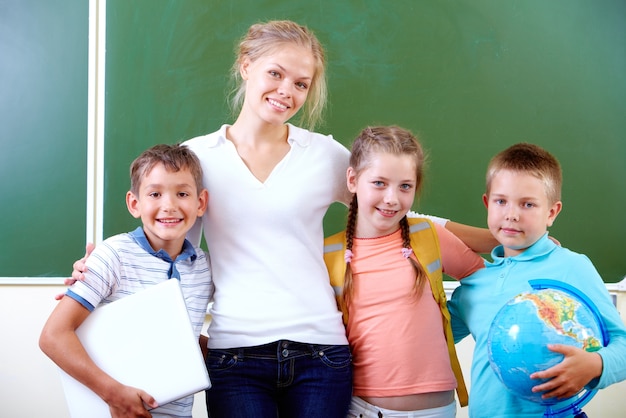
{"left": 205, "top": 340, "right": 353, "bottom": 418}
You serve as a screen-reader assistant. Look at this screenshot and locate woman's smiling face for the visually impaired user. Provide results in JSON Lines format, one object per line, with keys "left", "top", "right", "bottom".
{"left": 240, "top": 43, "right": 316, "bottom": 126}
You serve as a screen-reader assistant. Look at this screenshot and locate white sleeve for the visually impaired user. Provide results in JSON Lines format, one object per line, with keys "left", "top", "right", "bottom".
{"left": 406, "top": 210, "right": 449, "bottom": 226}
{"left": 186, "top": 216, "right": 204, "bottom": 248}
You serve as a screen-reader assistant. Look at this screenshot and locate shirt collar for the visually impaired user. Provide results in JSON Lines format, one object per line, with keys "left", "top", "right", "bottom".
{"left": 489, "top": 233, "right": 555, "bottom": 265}
{"left": 129, "top": 227, "right": 197, "bottom": 279}
{"left": 208, "top": 123, "right": 311, "bottom": 148}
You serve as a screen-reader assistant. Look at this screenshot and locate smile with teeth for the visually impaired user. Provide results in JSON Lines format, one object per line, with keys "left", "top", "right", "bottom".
{"left": 268, "top": 98, "right": 288, "bottom": 110}
{"left": 377, "top": 208, "right": 397, "bottom": 217}
{"left": 158, "top": 218, "right": 182, "bottom": 224}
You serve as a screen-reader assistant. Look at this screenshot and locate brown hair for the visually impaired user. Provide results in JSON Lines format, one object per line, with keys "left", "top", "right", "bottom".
{"left": 486, "top": 142, "right": 562, "bottom": 204}
{"left": 129, "top": 144, "right": 204, "bottom": 195}
{"left": 343, "top": 126, "right": 428, "bottom": 309}
{"left": 229, "top": 20, "right": 327, "bottom": 131}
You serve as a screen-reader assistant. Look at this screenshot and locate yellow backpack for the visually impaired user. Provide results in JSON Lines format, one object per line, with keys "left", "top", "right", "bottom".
{"left": 323, "top": 217, "right": 468, "bottom": 407}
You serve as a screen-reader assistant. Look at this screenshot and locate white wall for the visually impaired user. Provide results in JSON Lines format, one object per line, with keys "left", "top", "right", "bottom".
{"left": 0, "top": 282, "right": 209, "bottom": 418}
{"left": 1, "top": 281, "right": 625, "bottom": 417}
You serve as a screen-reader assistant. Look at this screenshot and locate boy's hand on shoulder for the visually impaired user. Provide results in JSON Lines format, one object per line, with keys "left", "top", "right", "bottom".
{"left": 548, "top": 234, "right": 561, "bottom": 246}
{"left": 530, "top": 344, "right": 602, "bottom": 400}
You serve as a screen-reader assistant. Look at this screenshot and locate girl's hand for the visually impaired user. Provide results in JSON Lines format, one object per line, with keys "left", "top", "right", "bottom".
{"left": 54, "top": 243, "right": 95, "bottom": 300}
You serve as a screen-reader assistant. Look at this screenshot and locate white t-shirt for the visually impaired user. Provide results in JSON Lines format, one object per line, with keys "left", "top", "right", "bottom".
{"left": 185, "top": 124, "right": 351, "bottom": 348}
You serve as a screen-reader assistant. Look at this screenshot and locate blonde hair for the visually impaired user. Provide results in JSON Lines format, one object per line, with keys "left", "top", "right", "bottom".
{"left": 228, "top": 20, "right": 327, "bottom": 131}
{"left": 343, "top": 126, "right": 428, "bottom": 309}
{"left": 129, "top": 144, "right": 204, "bottom": 195}
{"left": 486, "top": 142, "right": 562, "bottom": 204}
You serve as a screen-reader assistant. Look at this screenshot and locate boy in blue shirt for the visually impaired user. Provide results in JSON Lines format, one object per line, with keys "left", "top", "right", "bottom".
{"left": 39, "top": 144, "right": 213, "bottom": 418}
{"left": 448, "top": 142, "right": 626, "bottom": 417}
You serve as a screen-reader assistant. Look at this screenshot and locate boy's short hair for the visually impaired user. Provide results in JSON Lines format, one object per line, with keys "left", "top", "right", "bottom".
{"left": 486, "top": 142, "right": 562, "bottom": 204}
{"left": 130, "top": 144, "right": 204, "bottom": 195}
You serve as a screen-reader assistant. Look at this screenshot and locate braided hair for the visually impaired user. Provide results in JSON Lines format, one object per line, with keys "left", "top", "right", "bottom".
{"left": 342, "top": 126, "right": 428, "bottom": 310}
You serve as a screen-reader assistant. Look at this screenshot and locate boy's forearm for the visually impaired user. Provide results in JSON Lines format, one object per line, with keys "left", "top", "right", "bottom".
{"left": 445, "top": 221, "right": 498, "bottom": 254}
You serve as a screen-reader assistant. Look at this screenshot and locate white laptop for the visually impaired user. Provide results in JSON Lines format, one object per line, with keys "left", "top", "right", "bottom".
{"left": 59, "top": 278, "right": 211, "bottom": 418}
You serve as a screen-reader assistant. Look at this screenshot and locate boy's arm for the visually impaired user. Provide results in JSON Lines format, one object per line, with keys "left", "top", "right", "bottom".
{"left": 407, "top": 211, "right": 497, "bottom": 254}
{"left": 447, "top": 291, "right": 471, "bottom": 344}
{"left": 445, "top": 221, "right": 499, "bottom": 254}
{"left": 531, "top": 303, "right": 626, "bottom": 400}
{"left": 39, "top": 296, "right": 157, "bottom": 416}
{"left": 434, "top": 223, "right": 485, "bottom": 280}
{"left": 530, "top": 345, "right": 603, "bottom": 400}
{"left": 531, "top": 257, "right": 626, "bottom": 399}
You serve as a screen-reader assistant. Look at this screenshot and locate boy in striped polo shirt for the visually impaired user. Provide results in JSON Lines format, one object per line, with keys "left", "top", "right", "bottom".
{"left": 40, "top": 143, "right": 213, "bottom": 418}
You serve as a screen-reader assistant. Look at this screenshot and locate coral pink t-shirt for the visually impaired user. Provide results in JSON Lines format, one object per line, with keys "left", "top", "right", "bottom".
{"left": 347, "top": 224, "right": 484, "bottom": 397}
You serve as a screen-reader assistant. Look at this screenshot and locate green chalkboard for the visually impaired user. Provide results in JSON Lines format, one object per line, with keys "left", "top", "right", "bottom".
{"left": 99, "top": 0, "right": 624, "bottom": 282}
{"left": 0, "top": 0, "right": 88, "bottom": 277}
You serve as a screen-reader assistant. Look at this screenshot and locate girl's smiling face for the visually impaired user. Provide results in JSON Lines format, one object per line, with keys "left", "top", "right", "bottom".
{"left": 348, "top": 152, "right": 417, "bottom": 238}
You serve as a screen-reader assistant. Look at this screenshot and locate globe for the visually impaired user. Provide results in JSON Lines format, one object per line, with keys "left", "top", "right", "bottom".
{"left": 487, "top": 279, "right": 608, "bottom": 418}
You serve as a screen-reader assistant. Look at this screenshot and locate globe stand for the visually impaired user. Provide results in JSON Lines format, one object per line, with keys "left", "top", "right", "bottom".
{"left": 541, "top": 387, "right": 596, "bottom": 418}
{"left": 545, "top": 406, "right": 588, "bottom": 418}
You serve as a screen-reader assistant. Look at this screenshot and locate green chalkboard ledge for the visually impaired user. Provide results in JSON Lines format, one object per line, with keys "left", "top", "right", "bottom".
{"left": 0, "top": 278, "right": 67, "bottom": 285}
{"left": 4, "top": 276, "right": 624, "bottom": 303}
{"left": 2, "top": 277, "right": 625, "bottom": 293}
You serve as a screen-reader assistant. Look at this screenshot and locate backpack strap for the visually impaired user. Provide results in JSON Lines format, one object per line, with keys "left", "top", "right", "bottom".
{"left": 323, "top": 219, "right": 468, "bottom": 406}
{"left": 408, "top": 218, "right": 468, "bottom": 407}
{"left": 323, "top": 231, "right": 349, "bottom": 323}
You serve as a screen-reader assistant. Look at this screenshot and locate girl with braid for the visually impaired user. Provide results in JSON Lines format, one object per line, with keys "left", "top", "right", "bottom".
{"left": 324, "top": 126, "right": 485, "bottom": 418}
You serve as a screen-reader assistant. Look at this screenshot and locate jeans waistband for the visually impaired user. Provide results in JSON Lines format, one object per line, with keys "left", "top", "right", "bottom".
{"left": 214, "top": 340, "right": 345, "bottom": 361}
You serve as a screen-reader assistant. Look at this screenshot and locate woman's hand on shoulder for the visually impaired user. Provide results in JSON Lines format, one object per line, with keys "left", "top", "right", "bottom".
{"left": 54, "top": 243, "right": 95, "bottom": 300}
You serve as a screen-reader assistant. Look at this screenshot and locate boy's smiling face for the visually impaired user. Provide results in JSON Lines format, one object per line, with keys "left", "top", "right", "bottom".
{"left": 483, "top": 169, "right": 561, "bottom": 257}
{"left": 126, "top": 163, "right": 207, "bottom": 259}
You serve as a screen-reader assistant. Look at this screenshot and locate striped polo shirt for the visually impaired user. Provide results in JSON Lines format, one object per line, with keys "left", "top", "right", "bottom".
{"left": 66, "top": 226, "right": 213, "bottom": 418}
